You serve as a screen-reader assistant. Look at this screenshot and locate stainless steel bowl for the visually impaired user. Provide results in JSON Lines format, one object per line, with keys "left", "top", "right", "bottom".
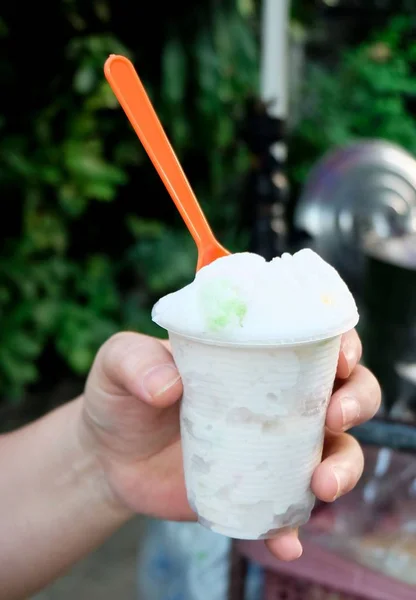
{"left": 294, "top": 140, "right": 416, "bottom": 289}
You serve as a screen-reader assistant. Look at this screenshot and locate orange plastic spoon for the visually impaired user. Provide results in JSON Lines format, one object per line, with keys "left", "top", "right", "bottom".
{"left": 104, "top": 54, "right": 230, "bottom": 271}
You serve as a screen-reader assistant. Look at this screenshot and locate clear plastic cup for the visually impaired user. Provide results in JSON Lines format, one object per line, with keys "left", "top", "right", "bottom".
{"left": 169, "top": 331, "right": 342, "bottom": 540}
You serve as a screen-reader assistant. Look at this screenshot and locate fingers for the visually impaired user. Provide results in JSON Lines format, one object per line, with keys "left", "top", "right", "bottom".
{"left": 266, "top": 432, "right": 365, "bottom": 561}
{"left": 336, "top": 329, "right": 362, "bottom": 379}
{"left": 312, "top": 432, "right": 364, "bottom": 503}
{"left": 93, "top": 332, "right": 182, "bottom": 407}
{"left": 326, "top": 364, "right": 381, "bottom": 433}
{"left": 265, "top": 528, "right": 303, "bottom": 562}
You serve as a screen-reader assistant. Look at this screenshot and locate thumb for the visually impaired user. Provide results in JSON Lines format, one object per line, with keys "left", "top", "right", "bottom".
{"left": 89, "top": 332, "right": 182, "bottom": 408}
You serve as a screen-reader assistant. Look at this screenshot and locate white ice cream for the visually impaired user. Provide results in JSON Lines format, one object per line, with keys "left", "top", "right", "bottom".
{"left": 152, "top": 249, "right": 359, "bottom": 345}
{"left": 151, "top": 249, "right": 359, "bottom": 539}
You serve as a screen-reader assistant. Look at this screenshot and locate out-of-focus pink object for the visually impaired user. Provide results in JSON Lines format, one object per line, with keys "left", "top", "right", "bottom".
{"left": 235, "top": 538, "right": 415, "bottom": 600}
{"left": 229, "top": 445, "right": 416, "bottom": 599}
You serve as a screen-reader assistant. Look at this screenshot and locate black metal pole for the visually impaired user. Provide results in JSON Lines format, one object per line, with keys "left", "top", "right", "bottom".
{"left": 239, "top": 99, "right": 290, "bottom": 260}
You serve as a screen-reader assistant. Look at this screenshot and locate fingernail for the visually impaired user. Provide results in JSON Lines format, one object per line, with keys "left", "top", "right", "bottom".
{"left": 340, "top": 396, "right": 360, "bottom": 430}
{"left": 341, "top": 339, "right": 357, "bottom": 373}
{"left": 293, "top": 537, "right": 303, "bottom": 559}
{"left": 142, "top": 364, "right": 181, "bottom": 400}
{"left": 331, "top": 466, "right": 351, "bottom": 501}
{"left": 287, "top": 528, "right": 303, "bottom": 559}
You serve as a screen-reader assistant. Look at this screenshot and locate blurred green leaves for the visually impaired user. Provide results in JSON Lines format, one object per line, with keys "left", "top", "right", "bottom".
{"left": 0, "top": 1, "right": 258, "bottom": 401}
{"left": 0, "top": 249, "right": 120, "bottom": 399}
{"left": 289, "top": 16, "right": 416, "bottom": 184}
{"left": 0, "top": 29, "right": 136, "bottom": 399}
{"left": 159, "top": 5, "right": 259, "bottom": 201}
{"left": 127, "top": 217, "right": 197, "bottom": 294}
{"left": 2, "top": 4, "right": 414, "bottom": 403}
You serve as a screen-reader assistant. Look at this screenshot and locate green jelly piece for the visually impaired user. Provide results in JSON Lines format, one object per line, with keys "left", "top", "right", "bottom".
{"left": 200, "top": 279, "right": 247, "bottom": 331}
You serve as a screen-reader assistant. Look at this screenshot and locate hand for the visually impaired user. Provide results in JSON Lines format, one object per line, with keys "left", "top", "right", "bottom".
{"left": 266, "top": 329, "right": 381, "bottom": 560}
{"left": 81, "top": 332, "right": 189, "bottom": 521}
{"left": 80, "top": 329, "right": 380, "bottom": 559}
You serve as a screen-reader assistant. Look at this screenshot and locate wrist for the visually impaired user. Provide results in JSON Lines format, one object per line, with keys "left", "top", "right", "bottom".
{"left": 0, "top": 397, "right": 133, "bottom": 598}
{"left": 70, "top": 397, "right": 134, "bottom": 523}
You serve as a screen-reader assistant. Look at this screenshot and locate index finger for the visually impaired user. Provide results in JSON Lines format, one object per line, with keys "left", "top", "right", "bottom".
{"left": 337, "top": 329, "right": 362, "bottom": 380}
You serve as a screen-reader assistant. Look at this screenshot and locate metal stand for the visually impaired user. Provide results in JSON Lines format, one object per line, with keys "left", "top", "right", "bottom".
{"left": 239, "top": 0, "right": 291, "bottom": 259}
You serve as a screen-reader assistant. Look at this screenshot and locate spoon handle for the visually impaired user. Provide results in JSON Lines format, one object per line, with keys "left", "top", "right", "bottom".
{"left": 104, "top": 54, "right": 217, "bottom": 252}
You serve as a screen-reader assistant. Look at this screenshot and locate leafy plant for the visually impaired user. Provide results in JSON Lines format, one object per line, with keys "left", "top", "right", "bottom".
{"left": 288, "top": 15, "right": 416, "bottom": 185}
{"left": 0, "top": 1, "right": 258, "bottom": 401}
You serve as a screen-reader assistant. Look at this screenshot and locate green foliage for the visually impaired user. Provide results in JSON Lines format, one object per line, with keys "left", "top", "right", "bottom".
{"left": 288, "top": 16, "right": 416, "bottom": 184}
{"left": 0, "top": 2, "right": 258, "bottom": 401}
{"left": 2, "top": 4, "right": 414, "bottom": 403}
{"left": 159, "top": 4, "right": 259, "bottom": 204}
{"left": 0, "top": 28, "right": 134, "bottom": 400}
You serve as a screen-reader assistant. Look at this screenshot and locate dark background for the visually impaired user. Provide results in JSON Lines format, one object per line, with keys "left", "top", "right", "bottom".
{"left": 0, "top": 0, "right": 415, "bottom": 423}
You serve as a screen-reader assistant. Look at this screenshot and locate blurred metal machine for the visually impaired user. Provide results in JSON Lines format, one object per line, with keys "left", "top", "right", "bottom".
{"left": 363, "top": 234, "right": 416, "bottom": 413}
{"left": 249, "top": 1, "right": 416, "bottom": 416}
{"left": 351, "top": 234, "right": 416, "bottom": 444}
{"left": 294, "top": 140, "right": 416, "bottom": 416}
{"left": 294, "top": 140, "right": 416, "bottom": 293}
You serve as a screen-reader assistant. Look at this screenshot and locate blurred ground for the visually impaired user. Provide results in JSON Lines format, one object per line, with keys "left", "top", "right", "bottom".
{"left": 32, "top": 517, "right": 144, "bottom": 600}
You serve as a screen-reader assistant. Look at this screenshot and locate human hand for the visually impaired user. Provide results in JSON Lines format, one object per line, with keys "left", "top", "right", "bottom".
{"left": 81, "top": 332, "right": 188, "bottom": 521}
{"left": 80, "top": 330, "right": 380, "bottom": 559}
{"left": 266, "top": 329, "right": 381, "bottom": 559}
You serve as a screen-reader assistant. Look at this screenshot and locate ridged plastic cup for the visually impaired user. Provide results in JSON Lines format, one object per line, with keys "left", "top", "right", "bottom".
{"left": 169, "top": 331, "right": 342, "bottom": 540}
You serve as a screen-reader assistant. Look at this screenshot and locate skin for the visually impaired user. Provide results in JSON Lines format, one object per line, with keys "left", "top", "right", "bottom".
{"left": 0, "top": 329, "right": 381, "bottom": 599}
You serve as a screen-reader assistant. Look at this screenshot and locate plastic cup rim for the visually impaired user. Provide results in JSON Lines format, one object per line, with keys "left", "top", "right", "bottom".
{"left": 166, "top": 316, "right": 358, "bottom": 349}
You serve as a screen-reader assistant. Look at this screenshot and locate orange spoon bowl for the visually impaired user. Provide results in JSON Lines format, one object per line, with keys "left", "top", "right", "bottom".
{"left": 104, "top": 54, "right": 230, "bottom": 271}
